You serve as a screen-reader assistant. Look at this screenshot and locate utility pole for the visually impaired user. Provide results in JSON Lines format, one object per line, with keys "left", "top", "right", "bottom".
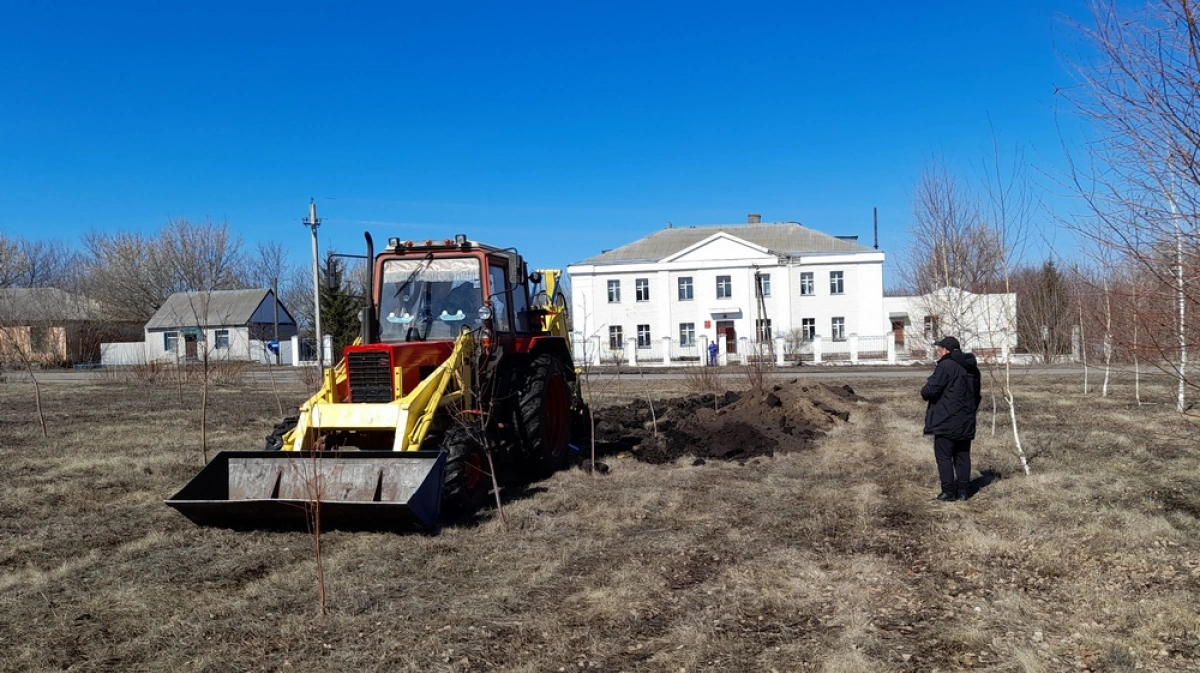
{"left": 304, "top": 199, "right": 324, "bottom": 373}
{"left": 272, "top": 276, "right": 280, "bottom": 366}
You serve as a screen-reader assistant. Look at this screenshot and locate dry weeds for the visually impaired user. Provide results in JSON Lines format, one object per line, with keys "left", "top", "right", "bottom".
{"left": 0, "top": 370, "right": 1197, "bottom": 672}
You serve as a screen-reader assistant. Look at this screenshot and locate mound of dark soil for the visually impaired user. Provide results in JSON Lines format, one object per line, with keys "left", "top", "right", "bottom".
{"left": 591, "top": 381, "right": 862, "bottom": 464}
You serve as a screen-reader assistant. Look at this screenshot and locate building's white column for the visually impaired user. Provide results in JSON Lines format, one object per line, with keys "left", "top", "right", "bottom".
{"left": 812, "top": 334, "right": 823, "bottom": 364}
{"left": 849, "top": 334, "right": 859, "bottom": 364}
{"left": 662, "top": 336, "right": 672, "bottom": 366}
{"left": 886, "top": 333, "right": 896, "bottom": 363}
{"left": 774, "top": 336, "right": 786, "bottom": 366}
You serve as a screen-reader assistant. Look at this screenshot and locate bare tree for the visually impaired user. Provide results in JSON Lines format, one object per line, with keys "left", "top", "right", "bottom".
{"left": 1062, "top": 0, "right": 1200, "bottom": 413}
{"left": 83, "top": 219, "right": 248, "bottom": 322}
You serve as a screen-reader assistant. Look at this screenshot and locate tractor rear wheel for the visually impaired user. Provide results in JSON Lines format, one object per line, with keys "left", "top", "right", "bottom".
{"left": 513, "top": 354, "right": 572, "bottom": 476}
{"left": 441, "top": 425, "right": 490, "bottom": 518}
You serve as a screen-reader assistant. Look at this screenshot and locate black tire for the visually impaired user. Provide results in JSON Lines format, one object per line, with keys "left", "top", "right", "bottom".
{"left": 512, "top": 354, "right": 573, "bottom": 476}
{"left": 263, "top": 415, "right": 299, "bottom": 451}
{"left": 441, "top": 425, "right": 490, "bottom": 518}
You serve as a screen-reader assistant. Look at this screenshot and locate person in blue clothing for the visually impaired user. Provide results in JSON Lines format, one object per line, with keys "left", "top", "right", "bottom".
{"left": 921, "top": 336, "right": 982, "bottom": 502}
{"left": 707, "top": 341, "right": 719, "bottom": 366}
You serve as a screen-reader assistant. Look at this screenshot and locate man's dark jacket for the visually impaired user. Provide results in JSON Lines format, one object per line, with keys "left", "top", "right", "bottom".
{"left": 921, "top": 350, "right": 982, "bottom": 440}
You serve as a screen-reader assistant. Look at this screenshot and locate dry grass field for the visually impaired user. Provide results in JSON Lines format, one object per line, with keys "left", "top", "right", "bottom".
{"left": 1, "top": 368, "right": 1198, "bottom": 672}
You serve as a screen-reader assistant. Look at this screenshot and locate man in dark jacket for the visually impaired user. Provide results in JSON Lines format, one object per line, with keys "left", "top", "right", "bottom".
{"left": 921, "top": 336, "right": 982, "bottom": 502}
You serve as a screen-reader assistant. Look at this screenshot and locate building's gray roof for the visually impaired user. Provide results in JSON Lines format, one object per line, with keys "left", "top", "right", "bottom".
{"left": 572, "top": 222, "right": 875, "bottom": 265}
{"left": 0, "top": 288, "right": 105, "bottom": 322}
{"left": 146, "top": 289, "right": 291, "bottom": 330}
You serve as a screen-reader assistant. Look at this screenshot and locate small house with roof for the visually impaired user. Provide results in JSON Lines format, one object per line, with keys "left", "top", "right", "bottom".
{"left": 567, "top": 215, "right": 888, "bottom": 364}
{"left": 0, "top": 287, "right": 141, "bottom": 366}
{"left": 144, "top": 289, "right": 298, "bottom": 363}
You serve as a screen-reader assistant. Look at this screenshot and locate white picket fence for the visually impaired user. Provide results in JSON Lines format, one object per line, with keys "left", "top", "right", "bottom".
{"left": 571, "top": 332, "right": 919, "bottom": 367}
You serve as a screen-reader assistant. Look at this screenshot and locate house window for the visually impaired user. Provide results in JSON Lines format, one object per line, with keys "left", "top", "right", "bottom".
{"left": 830, "top": 271, "right": 844, "bottom": 295}
{"left": 799, "top": 272, "right": 814, "bottom": 296}
{"left": 755, "top": 273, "right": 771, "bottom": 298}
{"left": 756, "top": 319, "right": 772, "bottom": 342}
{"left": 635, "top": 278, "right": 650, "bottom": 302}
{"left": 924, "top": 316, "right": 940, "bottom": 340}
{"left": 831, "top": 317, "right": 846, "bottom": 341}
{"left": 801, "top": 318, "right": 816, "bottom": 340}
{"left": 607, "top": 280, "right": 621, "bottom": 303}
{"left": 716, "top": 275, "right": 732, "bottom": 299}
{"left": 164, "top": 331, "right": 180, "bottom": 352}
{"left": 29, "top": 326, "right": 49, "bottom": 352}
{"left": 609, "top": 325, "right": 623, "bottom": 350}
{"left": 637, "top": 324, "right": 651, "bottom": 348}
{"left": 679, "top": 322, "right": 695, "bottom": 347}
{"left": 215, "top": 329, "right": 230, "bottom": 350}
{"left": 678, "top": 277, "right": 693, "bottom": 301}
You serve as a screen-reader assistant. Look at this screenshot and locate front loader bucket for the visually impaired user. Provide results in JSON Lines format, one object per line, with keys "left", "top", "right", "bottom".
{"left": 165, "top": 450, "right": 447, "bottom": 532}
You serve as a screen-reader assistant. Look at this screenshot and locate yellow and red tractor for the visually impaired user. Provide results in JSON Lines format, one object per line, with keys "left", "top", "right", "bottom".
{"left": 167, "top": 233, "right": 585, "bottom": 531}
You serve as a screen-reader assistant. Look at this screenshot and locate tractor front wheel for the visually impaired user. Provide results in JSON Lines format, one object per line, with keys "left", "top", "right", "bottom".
{"left": 441, "top": 425, "right": 490, "bottom": 518}
{"left": 263, "top": 415, "right": 299, "bottom": 451}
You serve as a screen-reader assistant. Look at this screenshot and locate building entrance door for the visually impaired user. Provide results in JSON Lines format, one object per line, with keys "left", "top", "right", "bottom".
{"left": 716, "top": 321, "right": 737, "bottom": 353}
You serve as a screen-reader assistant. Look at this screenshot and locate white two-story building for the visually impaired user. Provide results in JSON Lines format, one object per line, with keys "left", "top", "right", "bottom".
{"left": 567, "top": 216, "right": 888, "bottom": 363}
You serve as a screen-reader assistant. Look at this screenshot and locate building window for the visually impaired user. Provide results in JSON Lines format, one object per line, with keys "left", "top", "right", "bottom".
{"left": 214, "top": 329, "right": 230, "bottom": 350}
{"left": 716, "top": 275, "right": 732, "bottom": 299}
{"left": 801, "top": 318, "right": 816, "bottom": 340}
{"left": 830, "top": 271, "right": 844, "bottom": 295}
{"left": 831, "top": 317, "right": 846, "bottom": 341}
{"left": 609, "top": 325, "right": 623, "bottom": 350}
{"left": 799, "top": 272, "right": 814, "bottom": 296}
{"left": 635, "top": 278, "right": 650, "bottom": 302}
{"left": 755, "top": 273, "right": 771, "bottom": 298}
{"left": 164, "top": 331, "right": 180, "bottom": 352}
{"left": 924, "top": 315, "right": 940, "bottom": 339}
{"left": 637, "top": 324, "right": 651, "bottom": 348}
{"left": 678, "top": 277, "right": 693, "bottom": 301}
{"left": 29, "top": 326, "right": 49, "bottom": 352}
{"left": 607, "top": 280, "right": 621, "bottom": 303}
{"left": 679, "top": 322, "right": 695, "bottom": 347}
{"left": 756, "top": 319, "right": 772, "bottom": 342}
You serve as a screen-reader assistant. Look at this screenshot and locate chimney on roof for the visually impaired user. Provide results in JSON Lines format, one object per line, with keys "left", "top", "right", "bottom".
{"left": 748, "top": 213, "right": 761, "bottom": 224}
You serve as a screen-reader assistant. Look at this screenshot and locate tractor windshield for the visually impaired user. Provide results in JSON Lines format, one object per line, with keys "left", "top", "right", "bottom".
{"left": 379, "top": 257, "right": 483, "bottom": 342}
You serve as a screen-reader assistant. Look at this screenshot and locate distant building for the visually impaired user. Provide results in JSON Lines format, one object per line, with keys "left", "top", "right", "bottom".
{"left": 0, "top": 288, "right": 141, "bottom": 366}
{"left": 883, "top": 286, "right": 1018, "bottom": 359}
{"left": 142, "top": 288, "right": 298, "bottom": 363}
{"left": 567, "top": 215, "right": 888, "bottom": 364}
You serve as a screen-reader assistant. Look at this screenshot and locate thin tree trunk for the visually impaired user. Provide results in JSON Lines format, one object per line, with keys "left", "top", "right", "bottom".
{"left": 200, "top": 354, "right": 209, "bottom": 464}
{"left": 1134, "top": 298, "right": 1142, "bottom": 405}
{"left": 24, "top": 360, "right": 48, "bottom": 438}
{"left": 1080, "top": 306, "right": 1089, "bottom": 395}
{"left": 1102, "top": 275, "right": 1112, "bottom": 398}
{"left": 1175, "top": 208, "right": 1187, "bottom": 413}
{"left": 1005, "top": 388, "right": 1031, "bottom": 476}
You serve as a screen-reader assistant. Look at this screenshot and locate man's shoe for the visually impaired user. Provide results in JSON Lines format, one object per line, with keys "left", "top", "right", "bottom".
{"left": 957, "top": 483, "right": 973, "bottom": 501}
{"left": 935, "top": 491, "right": 959, "bottom": 502}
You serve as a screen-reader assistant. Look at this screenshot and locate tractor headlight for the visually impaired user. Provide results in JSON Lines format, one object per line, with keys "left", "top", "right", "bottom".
{"left": 478, "top": 305, "right": 492, "bottom": 321}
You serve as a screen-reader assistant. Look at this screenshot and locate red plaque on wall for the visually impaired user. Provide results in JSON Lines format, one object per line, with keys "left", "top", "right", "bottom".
{"left": 704, "top": 320, "right": 711, "bottom": 328}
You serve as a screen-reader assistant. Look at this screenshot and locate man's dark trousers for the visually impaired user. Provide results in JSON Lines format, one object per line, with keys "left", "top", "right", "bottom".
{"left": 933, "top": 435, "right": 971, "bottom": 496}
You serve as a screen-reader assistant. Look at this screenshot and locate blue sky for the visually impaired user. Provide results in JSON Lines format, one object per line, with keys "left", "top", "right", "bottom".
{"left": 0, "top": 1, "right": 1093, "bottom": 287}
